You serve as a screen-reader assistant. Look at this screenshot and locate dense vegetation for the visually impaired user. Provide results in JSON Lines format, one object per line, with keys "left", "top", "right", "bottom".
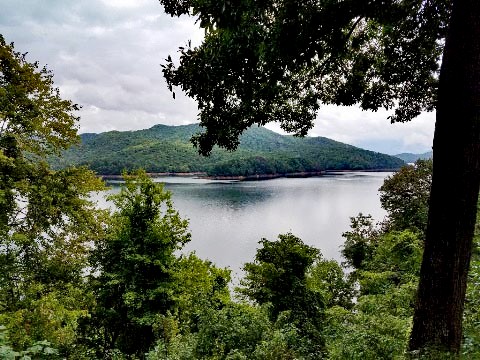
{"left": 6, "top": 148, "right": 480, "bottom": 359}
{"left": 52, "top": 124, "right": 404, "bottom": 176}
{"left": 2, "top": 26, "right": 480, "bottom": 360}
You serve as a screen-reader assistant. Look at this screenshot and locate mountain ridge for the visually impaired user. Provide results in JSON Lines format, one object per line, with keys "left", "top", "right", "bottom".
{"left": 54, "top": 124, "right": 405, "bottom": 176}
{"left": 394, "top": 151, "right": 433, "bottom": 163}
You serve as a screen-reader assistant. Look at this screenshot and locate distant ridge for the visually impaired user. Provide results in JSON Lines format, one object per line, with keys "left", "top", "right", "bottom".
{"left": 394, "top": 151, "right": 432, "bottom": 163}
{"left": 53, "top": 124, "right": 405, "bottom": 177}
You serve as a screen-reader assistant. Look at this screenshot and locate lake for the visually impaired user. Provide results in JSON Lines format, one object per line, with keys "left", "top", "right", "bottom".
{"left": 94, "top": 172, "right": 391, "bottom": 279}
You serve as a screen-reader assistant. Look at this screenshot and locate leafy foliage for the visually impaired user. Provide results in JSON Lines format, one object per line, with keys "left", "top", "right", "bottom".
{"left": 329, "top": 162, "right": 429, "bottom": 358}
{"left": 342, "top": 159, "right": 431, "bottom": 273}
{"left": 192, "top": 303, "right": 271, "bottom": 358}
{"left": 328, "top": 229, "right": 422, "bottom": 359}
{"left": 341, "top": 213, "right": 383, "bottom": 269}
{"left": 336, "top": 161, "right": 480, "bottom": 358}
{"left": 0, "top": 326, "right": 59, "bottom": 360}
{"left": 357, "top": 230, "right": 422, "bottom": 296}
{"left": 462, "top": 201, "right": 480, "bottom": 357}
{"left": 380, "top": 159, "right": 432, "bottom": 232}
{"left": 239, "top": 234, "right": 321, "bottom": 319}
{"left": 88, "top": 171, "right": 191, "bottom": 357}
{"left": 0, "top": 35, "right": 106, "bottom": 356}
{"left": 159, "top": 0, "right": 450, "bottom": 154}
{"left": 326, "top": 306, "right": 411, "bottom": 360}
{"left": 146, "top": 304, "right": 302, "bottom": 360}
{"left": 307, "top": 258, "right": 354, "bottom": 309}
{"left": 172, "top": 253, "right": 231, "bottom": 330}
{"left": 238, "top": 234, "right": 326, "bottom": 357}
{"left": 0, "top": 35, "right": 78, "bottom": 159}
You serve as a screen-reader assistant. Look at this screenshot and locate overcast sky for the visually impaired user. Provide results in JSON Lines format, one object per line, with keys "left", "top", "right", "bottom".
{"left": 0, "top": 0, "right": 435, "bottom": 155}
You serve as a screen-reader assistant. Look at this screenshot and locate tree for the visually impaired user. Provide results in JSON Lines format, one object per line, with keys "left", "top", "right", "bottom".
{"left": 326, "top": 232, "right": 421, "bottom": 360}
{"left": 409, "top": 1, "right": 480, "bottom": 353}
{"left": 307, "top": 257, "right": 353, "bottom": 310}
{"left": 88, "top": 171, "right": 190, "bottom": 357}
{"left": 238, "top": 234, "right": 322, "bottom": 319}
{"left": 341, "top": 213, "right": 382, "bottom": 270}
{"left": 380, "top": 159, "right": 432, "bottom": 233}
{"left": 238, "top": 234, "right": 325, "bottom": 357}
{"left": 0, "top": 35, "right": 106, "bottom": 354}
{"left": 159, "top": 0, "right": 479, "bottom": 353}
{"left": 172, "top": 253, "right": 231, "bottom": 330}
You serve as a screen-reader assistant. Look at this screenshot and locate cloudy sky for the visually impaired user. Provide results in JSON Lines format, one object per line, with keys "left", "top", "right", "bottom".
{"left": 0, "top": 0, "right": 435, "bottom": 155}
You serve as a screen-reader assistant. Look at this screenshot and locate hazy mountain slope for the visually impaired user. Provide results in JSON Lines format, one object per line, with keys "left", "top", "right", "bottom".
{"left": 54, "top": 124, "right": 405, "bottom": 176}
{"left": 394, "top": 151, "right": 433, "bottom": 163}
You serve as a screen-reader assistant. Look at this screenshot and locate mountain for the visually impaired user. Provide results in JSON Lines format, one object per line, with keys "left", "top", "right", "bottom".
{"left": 53, "top": 124, "right": 405, "bottom": 177}
{"left": 394, "top": 151, "right": 432, "bottom": 164}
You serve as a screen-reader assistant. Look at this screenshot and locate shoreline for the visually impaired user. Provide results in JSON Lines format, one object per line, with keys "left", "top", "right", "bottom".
{"left": 99, "top": 169, "right": 397, "bottom": 181}
{"left": 100, "top": 172, "right": 205, "bottom": 180}
{"left": 206, "top": 171, "right": 325, "bottom": 181}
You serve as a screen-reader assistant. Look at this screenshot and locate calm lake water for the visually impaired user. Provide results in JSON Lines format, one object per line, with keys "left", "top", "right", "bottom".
{"left": 93, "top": 172, "right": 391, "bottom": 279}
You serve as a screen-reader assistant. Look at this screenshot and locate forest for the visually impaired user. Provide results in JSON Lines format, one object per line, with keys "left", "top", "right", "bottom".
{"left": 1, "top": 33, "right": 480, "bottom": 359}
{"left": 3, "top": 0, "right": 480, "bottom": 357}
{"left": 52, "top": 124, "right": 404, "bottom": 177}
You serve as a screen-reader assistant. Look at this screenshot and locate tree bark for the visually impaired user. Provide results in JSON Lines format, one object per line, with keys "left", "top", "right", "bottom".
{"left": 409, "top": 0, "right": 480, "bottom": 353}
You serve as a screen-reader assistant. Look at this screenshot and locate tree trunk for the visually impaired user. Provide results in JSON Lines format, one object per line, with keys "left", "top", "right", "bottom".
{"left": 409, "top": 0, "right": 480, "bottom": 353}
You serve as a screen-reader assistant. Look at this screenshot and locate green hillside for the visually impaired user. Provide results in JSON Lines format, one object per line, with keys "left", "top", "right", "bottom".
{"left": 54, "top": 124, "right": 405, "bottom": 176}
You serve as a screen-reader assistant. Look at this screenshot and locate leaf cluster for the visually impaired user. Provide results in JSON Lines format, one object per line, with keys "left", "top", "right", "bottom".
{"left": 159, "top": 0, "right": 451, "bottom": 154}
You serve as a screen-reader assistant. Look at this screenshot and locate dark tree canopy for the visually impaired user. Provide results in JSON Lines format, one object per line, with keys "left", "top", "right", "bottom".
{"left": 161, "top": 0, "right": 450, "bottom": 154}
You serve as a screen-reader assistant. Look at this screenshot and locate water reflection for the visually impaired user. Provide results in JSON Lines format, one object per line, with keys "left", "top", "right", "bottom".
{"left": 165, "top": 182, "right": 274, "bottom": 210}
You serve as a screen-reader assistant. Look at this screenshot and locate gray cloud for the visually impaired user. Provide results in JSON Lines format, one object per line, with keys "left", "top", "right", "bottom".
{"left": 0, "top": 0, "right": 201, "bottom": 132}
{"left": 0, "top": 0, "right": 433, "bottom": 154}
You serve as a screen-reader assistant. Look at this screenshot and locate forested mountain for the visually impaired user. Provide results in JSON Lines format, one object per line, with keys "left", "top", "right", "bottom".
{"left": 394, "top": 151, "right": 433, "bottom": 164}
{"left": 54, "top": 124, "right": 404, "bottom": 176}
